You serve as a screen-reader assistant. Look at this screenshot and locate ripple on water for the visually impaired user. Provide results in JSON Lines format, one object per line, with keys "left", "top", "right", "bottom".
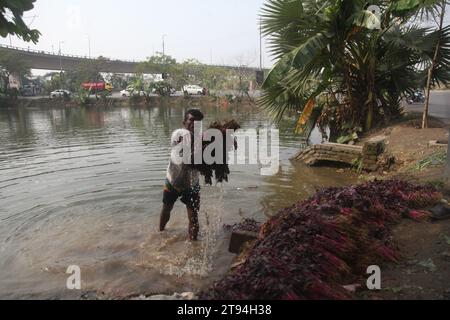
{"left": 0, "top": 104, "right": 356, "bottom": 298}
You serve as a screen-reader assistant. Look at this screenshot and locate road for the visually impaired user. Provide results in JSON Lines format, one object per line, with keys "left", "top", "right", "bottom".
{"left": 17, "top": 90, "right": 448, "bottom": 121}
{"left": 406, "top": 90, "right": 450, "bottom": 123}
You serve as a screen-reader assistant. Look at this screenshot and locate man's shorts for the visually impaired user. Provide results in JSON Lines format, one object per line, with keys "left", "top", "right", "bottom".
{"left": 163, "top": 179, "right": 200, "bottom": 210}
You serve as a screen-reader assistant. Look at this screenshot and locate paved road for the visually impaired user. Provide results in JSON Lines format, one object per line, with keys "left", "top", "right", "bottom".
{"left": 406, "top": 90, "right": 450, "bottom": 123}
{"left": 17, "top": 90, "right": 448, "bottom": 122}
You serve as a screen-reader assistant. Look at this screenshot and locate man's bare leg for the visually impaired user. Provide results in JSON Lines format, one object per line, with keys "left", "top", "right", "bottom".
{"left": 160, "top": 203, "right": 174, "bottom": 231}
{"left": 187, "top": 207, "right": 199, "bottom": 241}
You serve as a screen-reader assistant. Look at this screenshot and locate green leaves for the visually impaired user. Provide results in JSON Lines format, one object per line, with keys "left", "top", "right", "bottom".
{"left": 260, "top": 0, "right": 450, "bottom": 139}
{"left": 292, "top": 33, "right": 328, "bottom": 68}
{"left": 391, "top": 0, "right": 421, "bottom": 13}
{"left": 351, "top": 9, "right": 381, "bottom": 30}
{"left": 0, "top": 0, "right": 40, "bottom": 43}
{"left": 260, "top": 0, "right": 303, "bottom": 37}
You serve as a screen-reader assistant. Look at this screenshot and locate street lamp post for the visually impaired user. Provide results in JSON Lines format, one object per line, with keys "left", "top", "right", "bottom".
{"left": 87, "top": 35, "right": 91, "bottom": 58}
{"left": 59, "top": 41, "right": 64, "bottom": 89}
{"left": 162, "top": 34, "right": 167, "bottom": 57}
{"left": 162, "top": 34, "right": 167, "bottom": 80}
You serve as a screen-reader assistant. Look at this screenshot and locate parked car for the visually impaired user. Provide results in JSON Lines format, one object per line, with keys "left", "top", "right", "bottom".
{"left": 183, "top": 85, "right": 205, "bottom": 96}
{"left": 406, "top": 90, "right": 425, "bottom": 104}
{"left": 50, "top": 89, "right": 71, "bottom": 98}
{"left": 120, "top": 88, "right": 146, "bottom": 97}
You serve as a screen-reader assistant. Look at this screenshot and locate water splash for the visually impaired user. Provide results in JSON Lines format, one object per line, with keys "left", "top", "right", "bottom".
{"left": 134, "top": 183, "right": 226, "bottom": 278}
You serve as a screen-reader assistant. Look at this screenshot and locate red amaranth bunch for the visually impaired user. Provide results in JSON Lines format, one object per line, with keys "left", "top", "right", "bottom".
{"left": 223, "top": 218, "right": 261, "bottom": 233}
{"left": 192, "top": 120, "right": 241, "bottom": 185}
{"left": 200, "top": 180, "right": 441, "bottom": 300}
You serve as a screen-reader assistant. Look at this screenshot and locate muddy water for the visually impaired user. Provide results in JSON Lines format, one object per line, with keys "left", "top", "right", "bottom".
{"left": 0, "top": 102, "right": 356, "bottom": 299}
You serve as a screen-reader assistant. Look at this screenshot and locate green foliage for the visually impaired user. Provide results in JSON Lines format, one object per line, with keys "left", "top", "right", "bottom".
{"left": 0, "top": 0, "right": 40, "bottom": 43}
{"left": 336, "top": 125, "right": 362, "bottom": 144}
{"left": 66, "top": 60, "right": 105, "bottom": 92}
{"left": 135, "top": 54, "right": 251, "bottom": 92}
{"left": 109, "top": 73, "right": 128, "bottom": 90}
{"left": 149, "top": 80, "right": 172, "bottom": 96}
{"left": 76, "top": 87, "right": 90, "bottom": 106}
{"left": 416, "top": 151, "right": 447, "bottom": 170}
{"left": 351, "top": 156, "right": 364, "bottom": 173}
{"left": 43, "top": 60, "right": 105, "bottom": 93}
{"left": 260, "top": 0, "right": 450, "bottom": 141}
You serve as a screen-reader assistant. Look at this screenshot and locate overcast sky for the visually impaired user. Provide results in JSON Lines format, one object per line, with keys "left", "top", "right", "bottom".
{"left": 1, "top": 0, "right": 449, "bottom": 75}
{"left": 0, "top": 0, "right": 273, "bottom": 69}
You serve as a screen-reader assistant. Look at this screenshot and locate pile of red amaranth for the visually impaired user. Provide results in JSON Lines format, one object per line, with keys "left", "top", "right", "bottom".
{"left": 201, "top": 180, "right": 442, "bottom": 300}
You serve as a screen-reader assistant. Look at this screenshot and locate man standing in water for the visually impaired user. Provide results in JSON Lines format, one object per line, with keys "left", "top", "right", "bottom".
{"left": 159, "top": 109, "right": 204, "bottom": 241}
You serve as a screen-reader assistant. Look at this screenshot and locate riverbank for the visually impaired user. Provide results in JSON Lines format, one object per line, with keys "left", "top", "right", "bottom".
{"left": 0, "top": 95, "right": 256, "bottom": 109}
{"left": 93, "top": 112, "right": 450, "bottom": 300}
{"left": 354, "top": 112, "right": 450, "bottom": 299}
{"left": 195, "top": 111, "right": 450, "bottom": 301}
{"left": 356, "top": 111, "right": 449, "bottom": 183}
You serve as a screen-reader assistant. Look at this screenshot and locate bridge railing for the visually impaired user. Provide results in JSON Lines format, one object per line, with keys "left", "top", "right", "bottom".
{"left": 0, "top": 43, "right": 266, "bottom": 71}
{"left": 0, "top": 43, "right": 137, "bottom": 63}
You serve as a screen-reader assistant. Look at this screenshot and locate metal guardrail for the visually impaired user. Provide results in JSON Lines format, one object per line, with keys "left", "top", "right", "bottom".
{"left": 0, "top": 43, "right": 265, "bottom": 71}
{"left": 0, "top": 43, "right": 136, "bottom": 63}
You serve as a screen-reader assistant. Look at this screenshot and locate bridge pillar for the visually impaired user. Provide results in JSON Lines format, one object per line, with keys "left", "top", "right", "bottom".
{"left": 8, "top": 72, "right": 22, "bottom": 89}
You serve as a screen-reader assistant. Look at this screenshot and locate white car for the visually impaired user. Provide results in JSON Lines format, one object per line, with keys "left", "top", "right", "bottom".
{"left": 120, "top": 89, "right": 146, "bottom": 97}
{"left": 183, "top": 85, "right": 205, "bottom": 95}
{"left": 50, "top": 89, "right": 71, "bottom": 98}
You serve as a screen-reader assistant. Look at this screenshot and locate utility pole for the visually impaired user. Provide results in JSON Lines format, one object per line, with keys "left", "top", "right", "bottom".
{"left": 422, "top": 0, "right": 446, "bottom": 129}
{"left": 59, "top": 41, "right": 64, "bottom": 89}
{"left": 87, "top": 35, "right": 91, "bottom": 58}
{"left": 162, "top": 34, "right": 167, "bottom": 81}
{"left": 162, "top": 34, "right": 167, "bottom": 57}
{"left": 259, "top": 17, "right": 263, "bottom": 70}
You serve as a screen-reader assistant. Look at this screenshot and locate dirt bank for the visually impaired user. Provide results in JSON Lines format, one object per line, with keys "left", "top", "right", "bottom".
{"left": 358, "top": 112, "right": 449, "bottom": 184}
{"left": 220, "top": 111, "right": 450, "bottom": 300}
{"left": 0, "top": 96, "right": 256, "bottom": 109}
{"left": 351, "top": 112, "right": 450, "bottom": 300}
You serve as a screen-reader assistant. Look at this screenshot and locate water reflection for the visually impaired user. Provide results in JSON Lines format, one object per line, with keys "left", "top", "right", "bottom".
{"left": 0, "top": 102, "right": 355, "bottom": 298}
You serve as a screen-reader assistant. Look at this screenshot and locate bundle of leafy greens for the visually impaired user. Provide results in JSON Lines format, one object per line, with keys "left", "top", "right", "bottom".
{"left": 191, "top": 120, "right": 241, "bottom": 185}
{"left": 201, "top": 180, "right": 441, "bottom": 300}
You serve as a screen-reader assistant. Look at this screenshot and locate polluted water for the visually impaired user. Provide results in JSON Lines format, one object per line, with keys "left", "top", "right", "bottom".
{"left": 133, "top": 183, "right": 226, "bottom": 279}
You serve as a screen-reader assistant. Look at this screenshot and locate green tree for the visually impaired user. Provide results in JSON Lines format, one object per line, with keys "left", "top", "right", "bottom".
{"left": 260, "top": 0, "right": 450, "bottom": 142}
{"left": 66, "top": 60, "right": 104, "bottom": 91}
{"left": 136, "top": 53, "right": 178, "bottom": 75}
{"left": 0, "top": 0, "right": 40, "bottom": 43}
{"left": 109, "top": 73, "right": 128, "bottom": 90}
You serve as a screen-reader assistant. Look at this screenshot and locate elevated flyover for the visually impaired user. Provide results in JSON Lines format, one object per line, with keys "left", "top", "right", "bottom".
{"left": 0, "top": 44, "right": 263, "bottom": 75}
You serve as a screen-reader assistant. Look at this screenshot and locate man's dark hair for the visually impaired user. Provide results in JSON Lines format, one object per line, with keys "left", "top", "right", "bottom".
{"left": 185, "top": 109, "right": 204, "bottom": 122}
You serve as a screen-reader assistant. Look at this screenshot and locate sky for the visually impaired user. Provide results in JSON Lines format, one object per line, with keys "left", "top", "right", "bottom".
{"left": 0, "top": 0, "right": 273, "bottom": 71}
{"left": 1, "top": 1, "right": 449, "bottom": 76}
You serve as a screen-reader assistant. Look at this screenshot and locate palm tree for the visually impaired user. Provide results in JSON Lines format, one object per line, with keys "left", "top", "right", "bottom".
{"left": 260, "top": 0, "right": 450, "bottom": 142}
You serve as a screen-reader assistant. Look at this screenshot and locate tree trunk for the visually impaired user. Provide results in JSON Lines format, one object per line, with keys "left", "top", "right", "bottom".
{"left": 422, "top": 1, "right": 446, "bottom": 129}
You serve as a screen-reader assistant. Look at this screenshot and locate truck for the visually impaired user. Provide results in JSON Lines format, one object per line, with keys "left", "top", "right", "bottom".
{"left": 81, "top": 82, "right": 113, "bottom": 93}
